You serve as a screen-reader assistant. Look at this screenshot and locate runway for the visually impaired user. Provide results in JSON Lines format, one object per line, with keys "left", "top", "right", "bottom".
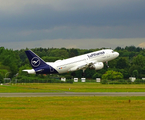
{"left": 0, "top": 92, "right": 145, "bottom": 97}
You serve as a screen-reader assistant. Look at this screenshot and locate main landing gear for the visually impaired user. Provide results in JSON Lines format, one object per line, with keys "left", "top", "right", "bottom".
{"left": 106, "top": 61, "right": 109, "bottom": 68}
{"left": 82, "top": 69, "right": 86, "bottom": 77}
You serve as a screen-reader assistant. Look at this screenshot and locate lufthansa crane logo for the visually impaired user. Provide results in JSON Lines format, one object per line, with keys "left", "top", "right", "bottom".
{"left": 31, "top": 57, "right": 40, "bottom": 67}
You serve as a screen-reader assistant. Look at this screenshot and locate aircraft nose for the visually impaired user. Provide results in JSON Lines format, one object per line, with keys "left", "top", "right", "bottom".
{"left": 115, "top": 52, "right": 119, "bottom": 57}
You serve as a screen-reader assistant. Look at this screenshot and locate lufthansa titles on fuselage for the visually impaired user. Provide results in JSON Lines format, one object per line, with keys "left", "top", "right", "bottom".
{"left": 87, "top": 51, "right": 105, "bottom": 59}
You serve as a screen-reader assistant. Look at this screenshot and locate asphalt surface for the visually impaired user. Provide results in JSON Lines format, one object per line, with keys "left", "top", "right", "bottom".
{"left": 0, "top": 92, "right": 145, "bottom": 97}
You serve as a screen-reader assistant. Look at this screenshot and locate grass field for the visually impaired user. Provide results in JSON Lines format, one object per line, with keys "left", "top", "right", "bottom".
{"left": 0, "top": 83, "right": 145, "bottom": 120}
{"left": 0, "top": 83, "right": 145, "bottom": 92}
{"left": 0, "top": 96, "right": 145, "bottom": 120}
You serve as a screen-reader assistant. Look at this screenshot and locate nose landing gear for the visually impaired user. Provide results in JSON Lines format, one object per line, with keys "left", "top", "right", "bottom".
{"left": 82, "top": 69, "right": 86, "bottom": 77}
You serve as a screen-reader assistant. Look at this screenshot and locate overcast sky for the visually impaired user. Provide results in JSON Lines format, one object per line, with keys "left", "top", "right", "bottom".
{"left": 0, "top": 0, "right": 145, "bottom": 50}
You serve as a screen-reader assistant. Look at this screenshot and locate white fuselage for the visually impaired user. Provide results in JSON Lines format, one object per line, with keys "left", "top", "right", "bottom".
{"left": 47, "top": 49, "right": 119, "bottom": 74}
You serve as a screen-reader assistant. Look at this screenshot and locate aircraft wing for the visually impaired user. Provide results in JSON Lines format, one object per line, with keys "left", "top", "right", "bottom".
{"left": 68, "top": 61, "right": 96, "bottom": 72}
{"left": 68, "top": 64, "right": 88, "bottom": 72}
{"left": 87, "top": 61, "right": 96, "bottom": 68}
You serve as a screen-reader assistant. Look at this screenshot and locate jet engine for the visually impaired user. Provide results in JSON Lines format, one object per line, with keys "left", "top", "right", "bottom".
{"left": 90, "top": 62, "right": 104, "bottom": 70}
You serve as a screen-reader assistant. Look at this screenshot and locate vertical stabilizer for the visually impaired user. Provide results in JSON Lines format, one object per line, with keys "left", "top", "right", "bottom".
{"left": 25, "top": 50, "right": 58, "bottom": 74}
{"left": 25, "top": 50, "right": 47, "bottom": 69}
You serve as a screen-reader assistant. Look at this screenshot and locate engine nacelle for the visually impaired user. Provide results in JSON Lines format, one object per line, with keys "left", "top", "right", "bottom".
{"left": 90, "top": 62, "right": 104, "bottom": 70}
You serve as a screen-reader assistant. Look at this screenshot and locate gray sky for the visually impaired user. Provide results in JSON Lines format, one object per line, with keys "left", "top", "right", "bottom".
{"left": 0, "top": 0, "right": 145, "bottom": 50}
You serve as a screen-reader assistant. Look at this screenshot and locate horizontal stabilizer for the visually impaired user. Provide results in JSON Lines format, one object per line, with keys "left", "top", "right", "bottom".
{"left": 23, "top": 69, "right": 36, "bottom": 74}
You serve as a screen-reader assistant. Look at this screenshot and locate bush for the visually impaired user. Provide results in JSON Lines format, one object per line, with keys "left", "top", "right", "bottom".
{"left": 101, "top": 79, "right": 108, "bottom": 84}
{"left": 12, "top": 75, "right": 74, "bottom": 83}
{"left": 118, "top": 79, "right": 128, "bottom": 84}
{"left": 66, "top": 79, "right": 73, "bottom": 84}
{"left": 101, "top": 79, "right": 132, "bottom": 84}
{"left": 134, "top": 79, "right": 145, "bottom": 84}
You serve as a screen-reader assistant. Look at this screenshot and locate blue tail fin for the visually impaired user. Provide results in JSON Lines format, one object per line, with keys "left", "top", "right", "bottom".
{"left": 25, "top": 50, "right": 47, "bottom": 69}
{"left": 25, "top": 50, "right": 58, "bottom": 74}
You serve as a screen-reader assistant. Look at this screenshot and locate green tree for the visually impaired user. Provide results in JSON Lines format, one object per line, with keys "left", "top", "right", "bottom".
{"left": 125, "top": 46, "right": 136, "bottom": 52}
{"left": 118, "top": 69, "right": 129, "bottom": 79}
{"left": 102, "top": 70, "right": 123, "bottom": 80}
{"left": 116, "top": 57, "right": 129, "bottom": 69}
{"left": 92, "top": 72, "right": 102, "bottom": 79}
{"left": 48, "top": 49, "right": 69, "bottom": 58}
{"left": 2, "top": 55, "right": 18, "bottom": 76}
{"left": 129, "top": 65, "right": 141, "bottom": 78}
{"left": 133, "top": 70, "right": 138, "bottom": 78}
{"left": 0, "top": 73, "right": 3, "bottom": 83}
{"left": 0, "top": 48, "right": 19, "bottom": 77}
{"left": 133, "top": 55, "right": 145, "bottom": 67}
{"left": 69, "top": 48, "right": 79, "bottom": 57}
{"left": 42, "top": 56, "right": 60, "bottom": 62}
{"left": 85, "top": 68, "right": 96, "bottom": 78}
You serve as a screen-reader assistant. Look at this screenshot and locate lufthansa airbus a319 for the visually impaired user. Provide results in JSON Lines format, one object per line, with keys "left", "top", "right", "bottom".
{"left": 23, "top": 49, "right": 119, "bottom": 74}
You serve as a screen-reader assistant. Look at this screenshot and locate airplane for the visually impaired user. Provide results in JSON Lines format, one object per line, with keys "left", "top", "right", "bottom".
{"left": 23, "top": 49, "right": 119, "bottom": 74}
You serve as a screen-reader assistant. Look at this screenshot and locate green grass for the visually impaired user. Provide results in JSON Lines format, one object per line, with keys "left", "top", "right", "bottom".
{"left": 1, "top": 83, "right": 145, "bottom": 120}
{"left": 0, "top": 96, "right": 145, "bottom": 120}
{"left": 0, "top": 83, "right": 145, "bottom": 93}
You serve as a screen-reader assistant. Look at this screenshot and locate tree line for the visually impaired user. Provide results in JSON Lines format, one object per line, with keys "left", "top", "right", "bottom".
{"left": 0, "top": 46, "right": 145, "bottom": 83}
